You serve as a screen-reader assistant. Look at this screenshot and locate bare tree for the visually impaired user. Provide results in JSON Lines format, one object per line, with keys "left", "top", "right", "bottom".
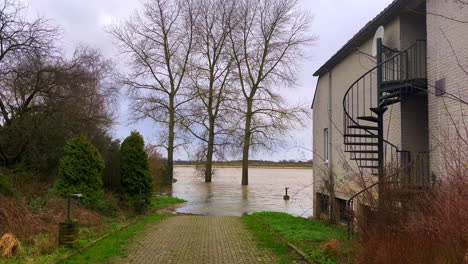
{"left": 54, "top": 46, "right": 117, "bottom": 132}
{"left": 0, "top": 0, "right": 61, "bottom": 165}
{"left": 109, "top": 0, "right": 196, "bottom": 185}
{"left": 228, "top": 0, "right": 315, "bottom": 185}
{"left": 181, "top": 0, "right": 236, "bottom": 182}
{"left": 0, "top": 0, "right": 59, "bottom": 127}
{"left": 0, "top": 44, "right": 117, "bottom": 168}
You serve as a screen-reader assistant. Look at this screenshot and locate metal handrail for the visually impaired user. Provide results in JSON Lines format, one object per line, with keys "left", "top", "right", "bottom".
{"left": 342, "top": 41, "right": 427, "bottom": 173}
{"left": 342, "top": 40, "right": 428, "bottom": 240}
{"left": 342, "top": 41, "right": 426, "bottom": 148}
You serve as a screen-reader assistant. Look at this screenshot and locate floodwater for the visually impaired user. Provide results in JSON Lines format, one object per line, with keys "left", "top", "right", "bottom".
{"left": 161, "top": 166, "right": 314, "bottom": 218}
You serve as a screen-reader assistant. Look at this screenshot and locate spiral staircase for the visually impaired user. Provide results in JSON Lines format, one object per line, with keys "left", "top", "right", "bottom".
{"left": 344, "top": 39, "right": 429, "bottom": 237}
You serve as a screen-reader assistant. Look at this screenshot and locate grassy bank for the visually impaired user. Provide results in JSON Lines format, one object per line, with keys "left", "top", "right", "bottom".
{"left": 242, "top": 212, "right": 351, "bottom": 264}
{"left": 58, "top": 214, "right": 172, "bottom": 264}
{"left": 1, "top": 222, "right": 128, "bottom": 264}
{"left": 0, "top": 196, "right": 185, "bottom": 264}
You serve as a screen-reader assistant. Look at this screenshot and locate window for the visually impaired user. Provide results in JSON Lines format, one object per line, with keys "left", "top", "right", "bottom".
{"left": 324, "top": 128, "right": 329, "bottom": 163}
{"left": 337, "top": 198, "right": 349, "bottom": 223}
{"left": 317, "top": 193, "right": 329, "bottom": 215}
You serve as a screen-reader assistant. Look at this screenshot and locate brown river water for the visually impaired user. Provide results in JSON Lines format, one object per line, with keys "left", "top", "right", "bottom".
{"left": 160, "top": 166, "right": 314, "bottom": 218}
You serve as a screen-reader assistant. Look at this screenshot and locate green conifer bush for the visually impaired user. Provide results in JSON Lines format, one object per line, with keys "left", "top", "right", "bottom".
{"left": 120, "top": 131, "right": 153, "bottom": 209}
{"left": 54, "top": 135, "right": 105, "bottom": 208}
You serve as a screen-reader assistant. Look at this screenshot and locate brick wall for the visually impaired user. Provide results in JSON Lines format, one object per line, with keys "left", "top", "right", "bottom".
{"left": 398, "top": 5, "right": 429, "bottom": 160}
{"left": 400, "top": 9, "right": 426, "bottom": 50}
{"left": 426, "top": 0, "right": 468, "bottom": 177}
{"left": 401, "top": 94, "right": 429, "bottom": 154}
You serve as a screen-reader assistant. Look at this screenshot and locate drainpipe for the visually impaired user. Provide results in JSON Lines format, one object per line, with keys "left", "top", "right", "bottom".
{"left": 327, "top": 69, "right": 334, "bottom": 222}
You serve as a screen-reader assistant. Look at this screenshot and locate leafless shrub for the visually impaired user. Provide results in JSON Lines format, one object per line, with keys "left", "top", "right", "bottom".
{"left": 353, "top": 104, "right": 468, "bottom": 264}
{"left": 147, "top": 144, "right": 167, "bottom": 189}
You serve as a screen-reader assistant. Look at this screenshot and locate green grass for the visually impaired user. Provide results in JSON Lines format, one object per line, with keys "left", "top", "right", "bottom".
{"left": 0, "top": 223, "right": 127, "bottom": 264}
{"left": 0, "top": 196, "right": 185, "bottom": 264}
{"left": 59, "top": 214, "right": 172, "bottom": 264}
{"left": 242, "top": 213, "right": 296, "bottom": 264}
{"left": 0, "top": 247, "right": 70, "bottom": 264}
{"left": 242, "top": 212, "right": 349, "bottom": 264}
{"left": 151, "top": 196, "right": 186, "bottom": 210}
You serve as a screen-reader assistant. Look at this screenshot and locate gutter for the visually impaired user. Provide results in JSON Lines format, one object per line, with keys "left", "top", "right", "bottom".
{"left": 327, "top": 69, "right": 334, "bottom": 221}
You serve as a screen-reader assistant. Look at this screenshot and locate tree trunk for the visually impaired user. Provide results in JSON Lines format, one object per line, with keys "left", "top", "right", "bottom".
{"left": 241, "top": 102, "right": 253, "bottom": 185}
{"left": 166, "top": 134, "right": 174, "bottom": 185}
{"left": 204, "top": 84, "right": 215, "bottom": 182}
{"left": 165, "top": 98, "right": 175, "bottom": 185}
{"left": 204, "top": 130, "right": 214, "bottom": 182}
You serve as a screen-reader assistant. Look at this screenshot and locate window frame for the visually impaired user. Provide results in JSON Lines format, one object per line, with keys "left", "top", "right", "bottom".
{"left": 324, "top": 128, "right": 329, "bottom": 163}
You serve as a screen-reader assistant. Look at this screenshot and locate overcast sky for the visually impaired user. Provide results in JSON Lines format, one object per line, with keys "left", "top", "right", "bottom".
{"left": 24, "top": 0, "right": 393, "bottom": 161}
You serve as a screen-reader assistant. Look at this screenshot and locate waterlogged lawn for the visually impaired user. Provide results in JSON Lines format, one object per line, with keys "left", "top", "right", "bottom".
{"left": 59, "top": 214, "right": 172, "bottom": 264}
{"left": 242, "top": 212, "right": 349, "bottom": 264}
{"left": 151, "top": 196, "right": 186, "bottom": 210}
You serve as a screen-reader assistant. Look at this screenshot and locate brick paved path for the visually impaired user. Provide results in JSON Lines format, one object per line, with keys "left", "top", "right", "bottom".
{"left": 119, "top": 215, "right": 279, "bottom": 264}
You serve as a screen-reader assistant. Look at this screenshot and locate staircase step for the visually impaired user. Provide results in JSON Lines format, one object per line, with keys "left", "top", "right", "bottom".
{"left": 359, "top": 165, "right": 379, "bottom": 169}
{"left": 357, "top": 116, "right": 379, "bottom": 123}
{"left": 344, "top": 134, "right": 378, "bottom": 138}
{"left": 381, "top": 84, "right": 408, "bottom": 92}
{"left": 381, "top": 78, "right": 428, "bottom": 93}
{"left": 345, "top": 150, "right": 379, "bottom": 154}
{"left": 345, "top": 142, "right": 378, "bottom": 146}
{"left": 348, "top": 125, "right": 378, "bottom": 131}
{"left": 351, "top": 158, "right": 379, "bottom": 161}
{"left": 379, "top": 98, "right": 400, "bottom": 107}
{"left": 370, "top": 107, "right": 388, "bottom": 115}
{"left": 382, "top": 80, "right": 404, "bottom": 87}
{"left": 380, "top": 92, "right": 401, "bottom": 100}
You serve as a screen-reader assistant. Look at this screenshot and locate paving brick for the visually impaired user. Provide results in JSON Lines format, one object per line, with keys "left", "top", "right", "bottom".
{"left": 117, "top": 216, "right": 279, "bottom": 264}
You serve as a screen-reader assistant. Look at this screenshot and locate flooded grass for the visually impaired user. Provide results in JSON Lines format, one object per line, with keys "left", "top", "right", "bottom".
{"left": 151, "top": 196, "right": 186, "bottom": 210}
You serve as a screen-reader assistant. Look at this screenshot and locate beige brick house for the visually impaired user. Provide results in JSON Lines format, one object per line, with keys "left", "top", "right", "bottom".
{"left": 312, "top": 0, "right": 468, "bottom": 221}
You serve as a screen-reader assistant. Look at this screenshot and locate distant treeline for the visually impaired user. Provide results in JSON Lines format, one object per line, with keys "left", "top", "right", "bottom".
{"left": 174, "top": 160, "right": 313, "bottom": 168}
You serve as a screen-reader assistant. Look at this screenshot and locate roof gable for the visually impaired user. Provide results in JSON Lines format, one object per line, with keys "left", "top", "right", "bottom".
{"left": 313, "top": 0, "right": 410, "bottom": 77}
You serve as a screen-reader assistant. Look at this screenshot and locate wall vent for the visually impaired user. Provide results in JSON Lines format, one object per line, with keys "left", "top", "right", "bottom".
{"left": 435, "top": 78, "right": 446, "bottom": 96}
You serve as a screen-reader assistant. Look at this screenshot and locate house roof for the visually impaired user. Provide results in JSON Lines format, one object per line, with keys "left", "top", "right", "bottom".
{"left": 311, "top": 75, "right": 321, "bottom": 109}
{"left": 313, "top": 0, "right": 410, "bottom": 77}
